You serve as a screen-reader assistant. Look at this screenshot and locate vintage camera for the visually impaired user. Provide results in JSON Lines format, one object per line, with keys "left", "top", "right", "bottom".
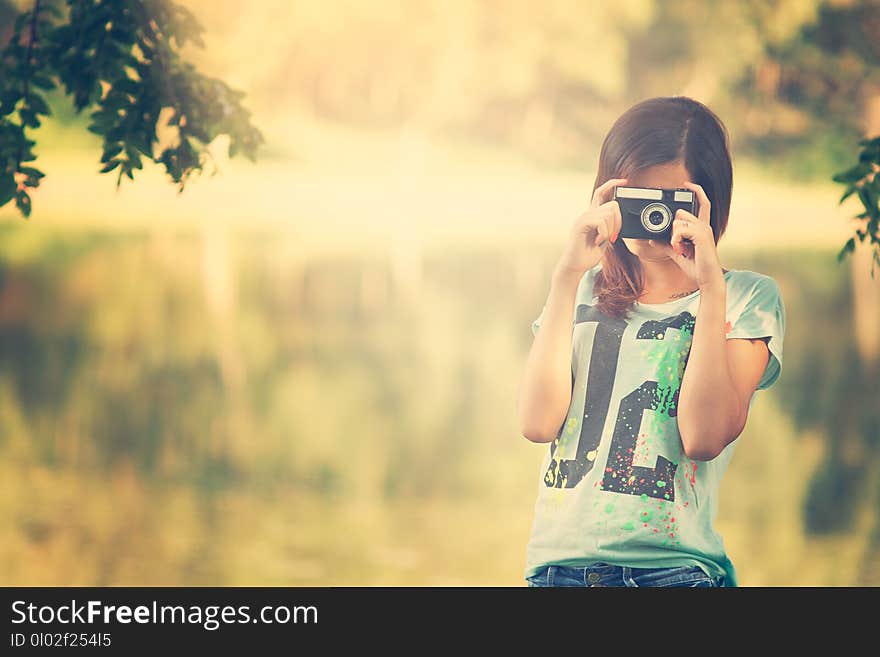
{"left": 612, "top": 186, "right": 697, "bottom": 241}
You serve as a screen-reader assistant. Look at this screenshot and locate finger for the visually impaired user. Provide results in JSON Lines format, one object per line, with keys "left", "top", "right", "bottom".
{"left": 670, "top": 226, "right": 685, "bottom": 256}
{"left": 597, "top": 200, "right": 622, "bottom": 241}
{"left": 577, "top": 203, "right": 612, "bottom": 240}
{"left": 658, "top": 241, "right": 680, "bottom": 260}
{"left": 674, "top": 210, "right": 710, "bottom": 242}
{"left": 669, "top": 230, "right": 694, "bottom": 259}
{"left": 592, "top": 213, "right": 611, "bottom": 246}
{"left": 671, "top": 216, "right": 690, "bottom": 243}
{"left": 610, "top": 200, "right": 622, "bottom": 242}
{"left": 681, "top": 181, "right": 711, "bottom": 224}
{"left": 676, "top": 207, "right": 698, "bottom": 220}
{"left": 591, "top": 177, "right": 629, "bottom": 209}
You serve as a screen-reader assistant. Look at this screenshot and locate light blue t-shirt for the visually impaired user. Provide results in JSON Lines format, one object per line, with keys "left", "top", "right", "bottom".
{"left": 523, "top": 264, "right": 786, "bottom": 587}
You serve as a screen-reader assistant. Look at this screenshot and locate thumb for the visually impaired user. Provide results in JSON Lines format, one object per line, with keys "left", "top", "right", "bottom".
{"left": 658, "top": 241, "right": 678, "bottom": 258}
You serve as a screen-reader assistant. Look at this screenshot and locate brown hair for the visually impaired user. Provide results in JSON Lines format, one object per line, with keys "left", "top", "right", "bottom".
{"left": 592, "top": 96, "right": 733, "bottom": 319}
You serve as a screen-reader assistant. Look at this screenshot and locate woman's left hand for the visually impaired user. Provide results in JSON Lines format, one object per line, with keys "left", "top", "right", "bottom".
{"left": 660, "top": 181, "right": 724, "bottom": 290}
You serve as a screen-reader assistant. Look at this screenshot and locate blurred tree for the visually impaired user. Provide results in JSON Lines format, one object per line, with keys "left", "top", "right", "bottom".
{"left": 729, "top": 0, "right": 880, "bottom": 271}
{"left": 834, "top": 137, "right": 880, "bottom": 273}
{"left": 625, "top": 1, "right": 822, "bottom": 147}
{"left": 0, "top": 0, "right": 17, "bottom": 41}
{"left": 175, "top": 1, "right": 659, "bottom": 165}
{"left": 0, "top": 0, "right": 263, "bottom": 218}
{"left": 732, "top": 0, "right": 880, "bottom": 582}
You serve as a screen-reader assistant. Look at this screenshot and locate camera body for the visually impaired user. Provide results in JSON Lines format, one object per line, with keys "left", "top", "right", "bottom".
{"left": 612, "top": 186, "right": 697, "bottom": 241}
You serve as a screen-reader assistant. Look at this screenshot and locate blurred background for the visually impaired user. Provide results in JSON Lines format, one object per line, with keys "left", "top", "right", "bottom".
{"left": 1, "top": 0, "right": 879, "bottom": 586}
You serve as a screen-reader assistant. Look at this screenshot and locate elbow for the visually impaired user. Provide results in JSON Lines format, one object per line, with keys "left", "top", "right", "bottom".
{"left": 681, "top": 427, "right": 741, "bottom": 462}
{"left": 679, "top": 411, "right": 745, "bottom": 462}
{"left": 679, "top": 426, "right": 726, "bottom": 462}
{"left": 516, "top": 398, "right": 563, "bottom": 444}
{"left": 520, "top": 425, "right": 556, "bottom": 444}
{"left": 681, "top": 440, "right": 723, "bottom": 462}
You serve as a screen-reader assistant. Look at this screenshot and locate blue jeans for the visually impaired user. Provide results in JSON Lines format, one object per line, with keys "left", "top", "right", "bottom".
{"left": 525, "top": 562, "right": 726, "bottom": 587}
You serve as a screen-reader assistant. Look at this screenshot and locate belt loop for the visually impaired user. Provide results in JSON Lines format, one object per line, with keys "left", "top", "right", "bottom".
{"left": 622, "top": 566, "right": 638, "bottom": 587}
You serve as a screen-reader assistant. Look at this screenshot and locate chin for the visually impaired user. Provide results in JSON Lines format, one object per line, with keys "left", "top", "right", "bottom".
{"left": 622, "top": 237, "right": 668, "bottom": 258}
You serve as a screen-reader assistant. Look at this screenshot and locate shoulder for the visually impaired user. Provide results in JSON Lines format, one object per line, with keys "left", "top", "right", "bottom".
{"left": 575, "top": 263, "right": 602, "bottom": 306}
{"left": 722, "top": 270, "right": 785, "bottom": 388}
{"left": 724, "top": 269, "right": 781, "bottom": 301}
{"left": 577, "top": 263, "right": 602, "bottom": 302}
{"left": 724, "top": 269, "right": 786, "bottom": 343}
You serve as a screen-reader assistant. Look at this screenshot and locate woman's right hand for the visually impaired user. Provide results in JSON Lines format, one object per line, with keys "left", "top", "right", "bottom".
{"left": 554, "top": 177, "right": 626, "bottom": 278}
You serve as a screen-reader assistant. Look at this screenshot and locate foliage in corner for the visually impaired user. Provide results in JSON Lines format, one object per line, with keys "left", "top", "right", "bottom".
{"left": 0, "top": 0, "right": 264, "bottom": 218}
{"left": 833, "top": 135, "right": 880, "bottom": 276}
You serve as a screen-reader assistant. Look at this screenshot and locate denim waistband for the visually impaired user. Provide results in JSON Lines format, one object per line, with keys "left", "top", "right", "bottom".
{"left": 527, "top": 562, "right": 725, "bottom": 587}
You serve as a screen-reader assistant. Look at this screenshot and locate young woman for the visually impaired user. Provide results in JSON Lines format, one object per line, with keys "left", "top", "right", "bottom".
{"left": 517, "top": 96, "right": 785, "bottom": 588}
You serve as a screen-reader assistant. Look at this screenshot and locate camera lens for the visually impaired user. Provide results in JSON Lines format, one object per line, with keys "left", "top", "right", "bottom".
{"left": 640, "top": 203, "right": 671, "bottom": 233}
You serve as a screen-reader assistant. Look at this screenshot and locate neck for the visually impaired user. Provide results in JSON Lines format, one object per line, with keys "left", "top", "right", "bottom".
{"left": 638, "top": 254, "right": 692, "bottom": 291}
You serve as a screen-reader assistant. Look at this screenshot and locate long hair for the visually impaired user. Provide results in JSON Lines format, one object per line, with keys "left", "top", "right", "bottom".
{"left": 592, "top": 96, "right": 733, "bottom": 319}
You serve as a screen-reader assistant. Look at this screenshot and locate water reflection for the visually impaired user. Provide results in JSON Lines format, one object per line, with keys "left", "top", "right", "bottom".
{"left": 0, "top": 222, "right": 877, "bottom": 585}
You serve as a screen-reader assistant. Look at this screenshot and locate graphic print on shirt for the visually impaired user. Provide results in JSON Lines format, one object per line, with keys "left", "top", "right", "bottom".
{"left": 542, "top": 304, "right": 626, "bottom": 489}
{"left": 544, "top": 304, "right": 695, "bottom": 503}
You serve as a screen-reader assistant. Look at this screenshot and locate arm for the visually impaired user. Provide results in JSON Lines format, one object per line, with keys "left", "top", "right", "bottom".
{"left": 516, "top": 265, "right": 580, "bottom": 443}
{"left": 676, "top": 281, "right": 770, "bottom": 461}
{"left": 516, "top": 177, "right": 625, "bottom": 443}
{"left": 662, "top": 180, "right": 773, "bottom": 461}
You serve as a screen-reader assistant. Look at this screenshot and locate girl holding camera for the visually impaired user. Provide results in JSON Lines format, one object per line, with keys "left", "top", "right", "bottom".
{"left": 517, "top": 96, "right": 785, "bottom": 587}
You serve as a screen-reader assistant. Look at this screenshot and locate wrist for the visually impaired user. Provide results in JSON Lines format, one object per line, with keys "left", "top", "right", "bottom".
{"left": 697, "top": 279, "right": 726, "bottom": 316}
{"left": 551, "top": 264, "right": 585, "bottom": 292}
{"left": 698, "top": 273, "right": 726, "bottom": 295}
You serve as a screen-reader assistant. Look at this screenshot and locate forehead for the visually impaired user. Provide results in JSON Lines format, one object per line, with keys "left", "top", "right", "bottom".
{"left": 628, "top": 161, "right": 691, "bottom": 188}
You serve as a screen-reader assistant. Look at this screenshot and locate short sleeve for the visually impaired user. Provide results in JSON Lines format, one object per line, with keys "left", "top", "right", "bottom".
{"left": 725, "top": 275, "right": 786, "bottom": 391}
{"left": 529, "top": 265, "right": 598, "bottom": 337}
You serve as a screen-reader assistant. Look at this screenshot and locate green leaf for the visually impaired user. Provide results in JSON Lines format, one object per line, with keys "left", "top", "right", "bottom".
{"left": 19, "top": 109, "right": 41, "bottom": 128}
{"left": 859, "top": 147, "right": 880, "bottom": 163}
{"left": 14, "top": 190, "right": 31, "bottom": 218}
{"left": 112, "top": 78, "right": 140, "bottom": 97}
{"left": 131, "top": 133, "right": 152, "bottom": 157}
{"left": 18, "top": 167, "right": 44, "bottom": 179}
{"left": 127, "top": 149, "right": 143, "bottom": 170}
{"left": 105, "top": 127, "right": 126, "bottom": 142}
{"left": 109, "top": 26, "right": 135, "bottom": 43}
{"left": 0, "top": 173, "right": 16, "bottom": 205}
{"left": 837, "top": 237, "right": 856, "bottom": 262}
{"left": 0, "top": 91, "right": 20, "bottom": 116}
{"left": 100, "top": 144, "right": 123, "bottom": 163}
{"left": 832, "top": 162, "right": 872, "bottom": 184}
{"left": 31, "top": 74, "right": 56, "bottom": 90}
{"left": 100, "top": 160, "right": 121, "bottom": 173}
{"left": 859, "top": 188, "right": 880, "bottom": 220}
{"left": 27, "top": 93, "right": 51, "bottom": 117}
{"left": 88, "top": 80, "right": 103, "bottom": 106}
